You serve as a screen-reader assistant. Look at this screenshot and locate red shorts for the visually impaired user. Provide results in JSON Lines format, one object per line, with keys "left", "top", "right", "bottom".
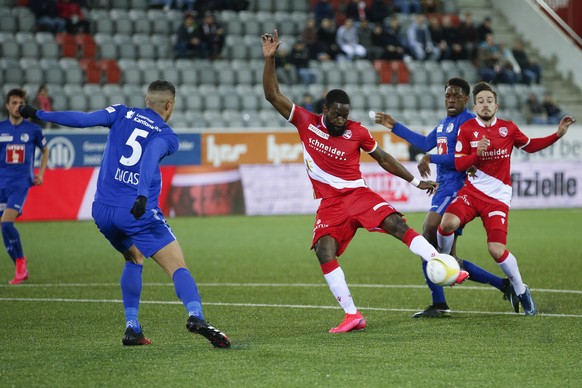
{"left": 312, "top": 187, "right": 400, "bottom": 256}
{"left": 445, "top": 188, "right": 509, "bottom": 244}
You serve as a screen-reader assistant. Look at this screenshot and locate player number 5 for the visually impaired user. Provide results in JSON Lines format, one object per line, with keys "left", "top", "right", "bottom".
{"left": 120, "top": 128, "right": 149, "bottom": 166}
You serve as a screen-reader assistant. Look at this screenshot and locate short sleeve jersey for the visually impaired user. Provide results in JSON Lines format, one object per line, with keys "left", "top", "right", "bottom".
{"left": 94, "top": 105, "right": 179, "bottom": 208}
{"left": 0, "top": 119, "right": 46, "bottom": 188}
{"left": 428, "top": 108, "right": 475, "bottom": 193}
{"left": 289, "top": 105, "right": 377, "bottom": 199}
{"left": 455, "top": 117, "right": 529, "bottom": 206}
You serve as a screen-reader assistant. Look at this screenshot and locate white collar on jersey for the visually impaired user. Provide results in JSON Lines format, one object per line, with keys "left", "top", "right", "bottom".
{"left": 475, "top": 116, "right": 497, "bottom": 127}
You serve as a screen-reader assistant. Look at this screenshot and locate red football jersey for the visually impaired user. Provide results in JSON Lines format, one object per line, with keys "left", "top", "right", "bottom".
{"left": 455, "top": 117, "right": 530, "bottom": 206}
{"left": 289, "top": 105, "right": 377, "bottom": 199}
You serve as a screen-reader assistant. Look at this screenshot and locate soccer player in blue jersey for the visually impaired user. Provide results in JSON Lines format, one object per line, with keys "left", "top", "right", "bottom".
{"left": 0, "top": 89, "right": 49, "bottom": 285}
{"left": 375, "top": 78, "right": 519, "bottom": 317}
{"left": 19, "top": 81, "right": 230, "bottom": 348}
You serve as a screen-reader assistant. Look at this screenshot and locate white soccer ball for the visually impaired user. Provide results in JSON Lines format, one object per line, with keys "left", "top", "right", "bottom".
{"left": 426, "top": 254, "right": 461, "bottom": 286}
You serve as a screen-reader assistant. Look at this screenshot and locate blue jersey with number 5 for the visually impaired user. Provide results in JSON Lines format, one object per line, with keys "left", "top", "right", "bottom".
{"left": 38, "top": 104, "right": 179, "bottom": 209}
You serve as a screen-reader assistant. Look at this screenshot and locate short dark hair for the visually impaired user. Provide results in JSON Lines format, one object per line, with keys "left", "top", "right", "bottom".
{"left": 445, "top": 78, "right": 470, "bottom": 96}
{"left": 325, "top": 89, "right": 350, "bottom": 107}
{"left": 472, "top": 82, "right": 497, "bottom": 103}
{"left": 147, "top": 80, "right": 176, "bottom": 97}
{"left": 6, "top": 88, "right": 26, "bottom": 102}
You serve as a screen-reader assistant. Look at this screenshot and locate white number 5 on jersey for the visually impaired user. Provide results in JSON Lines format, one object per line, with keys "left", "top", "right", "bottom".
{"left": 120, "top": 128, "right": 148, "bottom": 166}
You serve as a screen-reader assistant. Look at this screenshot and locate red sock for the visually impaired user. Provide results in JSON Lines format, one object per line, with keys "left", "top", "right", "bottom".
{"left": 402, "top": 229, "right": 420, "bottom": 247}
{"left": 437, "top": 224, "right": 454, "bottom": 236}
{"left": 320, "top": 258, "right": 339, "bottom": 274}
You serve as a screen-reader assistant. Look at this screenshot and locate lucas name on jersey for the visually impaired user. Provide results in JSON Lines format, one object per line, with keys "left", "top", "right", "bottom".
{"left": 114, "top": 167, "right": 139, "bottom": 185}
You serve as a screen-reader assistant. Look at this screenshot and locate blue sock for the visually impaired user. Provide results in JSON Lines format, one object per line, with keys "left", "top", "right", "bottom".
{"left": 173, "top": 267, "right": 204, "bottom": 320}
{"left": 422, "top": 260, "right": 447, "bottom": 305}
{"left": 2, "top": 222, "right": 23, "bottom": 264}
{"left": 121, "top": 262, "right": 143, "bottom": 332}
{"left": 463, "top": 260, "right": 503, "bottom": 290}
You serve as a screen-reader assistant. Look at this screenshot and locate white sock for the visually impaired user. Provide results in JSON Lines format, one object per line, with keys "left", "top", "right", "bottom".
{"left": 409, "top": 235, "right": 439, "bottom": 261}
{"left": 323, "top": 267, "right": 357, "bottom": 314}
{"left": 498, "top": 251, "right": 526, "bottom": 295}
{"left": 437, "top": 228, "right": 454, "bottom": 254}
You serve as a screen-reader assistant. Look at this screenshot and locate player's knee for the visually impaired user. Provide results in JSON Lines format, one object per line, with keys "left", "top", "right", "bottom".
{"left": 382, "top": 214, "right": 408, "bottom": 237}
{"left": 487, "top": 243, "right": 506, "bottom": 261}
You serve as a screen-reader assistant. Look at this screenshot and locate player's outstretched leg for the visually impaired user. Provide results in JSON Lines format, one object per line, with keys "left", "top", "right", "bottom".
{"left": 517, "top": 285, "right": 537, "bottom": 316}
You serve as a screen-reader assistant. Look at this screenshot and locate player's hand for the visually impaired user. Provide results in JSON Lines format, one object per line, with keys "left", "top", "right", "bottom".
{"left": 557, "top": 115, "right": 576, "bottom": 138}
{"left": 374, "top": 112, "right": 396, "bottom": 130}
{"left": 476, "top": 135, "right": 490, "bottom": 156}
{"left": 33, "top": 174, "right": 43, "bottom": 186}
{"left": 417, "top": 154, "right": 431, "bottom": 179}
{"left": 418, "top": 180, "right": 438, "bottom": 196}
{"left": 130, "top": 195, "right": 147, "bottom": 220}
{"left": 261, "top": 29, "right": 280, "bottom": 58}
{"left": 19, "top": 104, "right": 38, "bottom": 119}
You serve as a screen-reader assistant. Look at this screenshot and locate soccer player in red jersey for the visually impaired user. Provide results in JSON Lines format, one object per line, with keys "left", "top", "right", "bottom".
{"left": 437, "top": 82, "right": 576, "bottom": 315}
{"left": 262, "top": 30, "right": 469, "bottom": 333}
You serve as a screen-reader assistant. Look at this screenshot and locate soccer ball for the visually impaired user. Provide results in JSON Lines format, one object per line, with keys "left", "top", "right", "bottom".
{"left": 426, "top": 254, "right": 461, "bottom": 286}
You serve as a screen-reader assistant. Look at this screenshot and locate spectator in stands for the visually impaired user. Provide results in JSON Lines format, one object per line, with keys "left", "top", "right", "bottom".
{"left": 149, "top": 0, "right": 195, "bottom": 11}
{"left": 336, "top": 18, "right": 367, "bottom": 60}
{"left": 313, "top": 0, "right": 336, "bottom": 26}
{"left": 523, "top": 92, "right": 547, "bottom": 125}
{"left": 367, "top": 0, "right": 391, "bottom": 25}
{"left": 345, "top": 0, "right": 367, "bottom": 24}
{"left": 174, "top": 13, "right": 205, "bottom": 59}
{"left": 477, "top": 16, "right": 494, "bottom": 43}
{"left": 316, "top": 18, "right": 342, "bottom": 61}
{"left": 300, "top": 17, "right": 320, "bottom": 60}
{"left": 511, "top": 39, "right": 542, "bottom": 85}
{"left": 406, "top": 14, "right": 440, "bottom": 61}
{"left": 30, "top": 85, "right": 54, "bottom": 130}
{"left": 543, "top": 93, "right": 564, "bottom": 124}
{"left": 477, "top": 33, "right": 516, "bottom": 84}
{"left": 393, "top": 0, "right": 421, "bottom": 14}
{"left": 421, "top": 0, "right": 440, "bottom": 13}
{"left": 370, "top": 20, "right": 405, "bottom": 61}
{"left": 199, "top": 13, "right": 226, "bottom": 60}
{"left": 56, "top": 0, "right": 90, "bottom": 35}
{"left": 275, "top": 42, "right": 299, "bottom": 85}
{"left": 289, "top": 38, "right": 317, "bottom": 87}
{"left": 357, "top": 19, "right": 376, "bottom": 59}
{"left": 29, "top": 0, "right": 66, "bottom": 34}
{"left": 441, "top": 14, "right": 465, "bottom": 60}
{"left": 428, "top": 16, "right": 448, "bottom": 61}
{"left": 315, "top": 89, "right": 327, "bottom": 114}
{"left": 457, "top": 11, "right": 480, "bottom": 62}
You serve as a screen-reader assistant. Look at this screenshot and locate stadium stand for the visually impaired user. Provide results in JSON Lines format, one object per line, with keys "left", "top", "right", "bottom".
{"left": 2, "top": 0, "right": 581, "bottom": 128}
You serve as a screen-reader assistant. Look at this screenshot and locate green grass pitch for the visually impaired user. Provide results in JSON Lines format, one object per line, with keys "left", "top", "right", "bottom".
{"left": 1, "top": 208, "right": 581, "bottom": 387}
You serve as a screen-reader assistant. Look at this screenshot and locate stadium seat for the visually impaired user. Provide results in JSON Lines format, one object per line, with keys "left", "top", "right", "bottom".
{"left": 113, "top": 34, "right": 137, "bottom": 60}
{"left": 1, "top": 40, "right": 20, "bottom": 59}
{"left": 132, "top": 34, "right": 156, "bottom": 60}
{"left": 40, "top": 59, "right": 65, "bottom": 85}
{"left": 99, "top": 59, "right": 121, "bottom": 84}
{"left": 111, "top": 10, "right": 133, "bottom": 35}
{"left": 79, "top": 58, "right": 101, "bottom": 84}
{"left": 137, "top": 59, "right": 160, "bottom": 84}
{"left": 94, "top": 34, "right": 117, "bottom": 60}
{"left": 0, "top": 13, "right": 17, "bottom": 33}
{"left": 203, "top": 110, "right": 226, "bottom": 128}
{"left": 128, "top": 10, "right": 150, "bottom": 35}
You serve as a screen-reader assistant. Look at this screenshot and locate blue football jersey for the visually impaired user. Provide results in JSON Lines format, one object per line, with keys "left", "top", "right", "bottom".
{"left": 427, "top": 109, "right": 475, "bottom": 193}
{"left": 0, "top": 119, "right": 46, "bottom": 188}
{"left": 94, "top": 105, "right": 178, "bottom": 208}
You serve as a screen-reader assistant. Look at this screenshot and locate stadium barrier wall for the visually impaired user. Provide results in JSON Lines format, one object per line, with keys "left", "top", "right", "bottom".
{"left": 26, "top": 126, "right": 582, "bottom": 221}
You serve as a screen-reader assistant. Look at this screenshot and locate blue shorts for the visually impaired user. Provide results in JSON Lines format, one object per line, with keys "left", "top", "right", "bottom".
{"left": 0, "top": 186, "right": 30, "bottom": 215}
{"left": 429, "top": 188, "right": 463, "bottom": 236}
{"left": 92, "top": 201, "right": 176, "bottom": 258}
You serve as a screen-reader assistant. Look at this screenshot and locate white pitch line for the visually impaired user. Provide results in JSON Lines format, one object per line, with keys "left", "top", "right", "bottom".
{"left": 0, "top": 282, "right": 581, "bottom": 295}
{"left": 0, "top": 297, "right": 580, "bottom": 318}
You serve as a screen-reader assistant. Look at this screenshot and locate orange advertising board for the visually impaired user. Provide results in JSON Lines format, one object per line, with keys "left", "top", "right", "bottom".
{"left": 201, "top": 131, "right": 413, "bottom": 167}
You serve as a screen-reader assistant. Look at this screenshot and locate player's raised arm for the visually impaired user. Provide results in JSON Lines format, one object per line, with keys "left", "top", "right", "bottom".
{"left": 262, "top": 29, "right": 293, "bottom": 119}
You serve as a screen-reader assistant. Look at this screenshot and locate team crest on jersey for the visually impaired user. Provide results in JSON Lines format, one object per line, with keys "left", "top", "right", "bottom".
{"left": 20, "top": 133, "right": 29, "bottom": 142}
{"left": 499, "top": 127, "right": 508, "bottom": 137}
{"left": 342, "top": 129, "right": 352, "bottom": 139}
{"left": 455, "top": 140, "right": 462, "bottom": 152}
{"left": 436, "top": 124, "right": 444, "bottom": 133}
{"left": 446, "top": 123, "right": 455, "bottom": 133}
{"left": 125, "top": 110, "right": 135, "bottom": 119}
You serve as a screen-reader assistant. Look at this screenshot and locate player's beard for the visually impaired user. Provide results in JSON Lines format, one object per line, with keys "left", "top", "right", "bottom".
{"left": 325, "top": 118, "right": 346, "bottom": 137}
{"left": 478, "top": 110, "right": 494, "bottom": 122}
